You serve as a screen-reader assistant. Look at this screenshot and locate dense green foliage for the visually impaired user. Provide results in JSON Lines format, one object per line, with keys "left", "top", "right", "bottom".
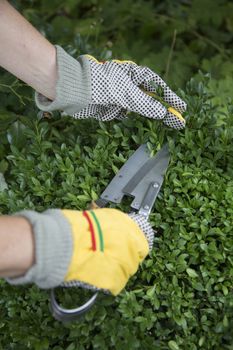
{"left": 0, "top": 0, "right": 233, "bottom": 349}
{"left": 12, "top": 0, "right": 233, "bottom": 100}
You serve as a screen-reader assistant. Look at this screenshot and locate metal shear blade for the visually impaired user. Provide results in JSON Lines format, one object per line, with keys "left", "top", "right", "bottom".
{"left": 96, "top": 143, "right": 170, "bottom": 218}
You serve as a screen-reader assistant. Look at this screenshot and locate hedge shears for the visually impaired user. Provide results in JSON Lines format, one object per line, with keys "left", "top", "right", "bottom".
{"left": 50, "top": 143, "right": 170, "bottom": 322}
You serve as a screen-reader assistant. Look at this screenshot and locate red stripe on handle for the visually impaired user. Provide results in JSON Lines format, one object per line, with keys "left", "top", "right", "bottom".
{"left": 83, "top": 211, "right": 97, "bottom": 251}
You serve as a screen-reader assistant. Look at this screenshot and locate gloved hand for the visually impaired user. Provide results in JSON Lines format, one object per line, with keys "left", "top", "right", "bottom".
{"left": 35, "top": 46, "right": 186, "bottom": 129}
{"left": 6, "top": 208, "right": 154, "bottom": 296}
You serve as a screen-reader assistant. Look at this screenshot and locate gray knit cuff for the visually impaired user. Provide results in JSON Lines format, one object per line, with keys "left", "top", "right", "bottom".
{"left": 6, "top": 209, "right": 73, "bottom": 289}
{"left": 35, "top": 45, "right": 91, "bottom": 115}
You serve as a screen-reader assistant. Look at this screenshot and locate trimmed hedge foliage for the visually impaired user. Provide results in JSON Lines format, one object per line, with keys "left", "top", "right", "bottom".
{"left": 0, "top": 73, "right": 232, "bottom": 349}
{"left": 0, "top": 0, "right": 233, "bottom": 348}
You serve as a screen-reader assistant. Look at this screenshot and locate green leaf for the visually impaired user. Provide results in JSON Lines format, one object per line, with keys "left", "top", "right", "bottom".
{"left": 168, "top": 340, "right": 180, "bottom": 350}
{"left": 198, "top": 336, "right": 205, "bottom": 347}
{"left": 0, "top": 173, "right": 8, "bottom": 191}
{"left": 186, "top": 268, "right": 199, "bottom": 278}
{"left": 146, "top": 285, "right": 156, "bottom": 298}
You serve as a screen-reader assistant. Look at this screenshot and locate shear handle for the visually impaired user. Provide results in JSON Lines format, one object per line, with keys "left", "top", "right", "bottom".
{"left": 50, "top": 289, "right": 98, "bottom": 322}
{"left": 50, "top": 198, "right": 107, "bottom": 322}
{"left": 137, "top": 181, "right": 161, "bottom": 219}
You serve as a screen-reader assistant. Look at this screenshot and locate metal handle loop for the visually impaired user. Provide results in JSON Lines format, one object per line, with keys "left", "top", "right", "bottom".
{"left": 50, "top": 289, "right": 98, "bottom": 322}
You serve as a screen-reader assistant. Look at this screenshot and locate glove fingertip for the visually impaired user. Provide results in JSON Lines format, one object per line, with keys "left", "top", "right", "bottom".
{"left": 163, "top": 111, "right": 186, "bottom": 129}
{"left": 163, "top": 87, "right": 187, "bottom": 113}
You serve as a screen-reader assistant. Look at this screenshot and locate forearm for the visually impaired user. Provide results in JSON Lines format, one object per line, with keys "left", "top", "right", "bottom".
{"left": 0, "top": 216, "right": 35, "bottom": 277}
{"left": 0, "top": 0, "right": 57, "bottom": 100}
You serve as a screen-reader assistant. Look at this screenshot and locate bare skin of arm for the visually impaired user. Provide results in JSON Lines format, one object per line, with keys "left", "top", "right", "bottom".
{"left": 0, "top": 216, "right": 35, "bottom": 277}
{"left": 0, "top": 1, "right": 57, "bottom": 277}
{"left": 0, "top": 0, "right": 57, "bottom": 100}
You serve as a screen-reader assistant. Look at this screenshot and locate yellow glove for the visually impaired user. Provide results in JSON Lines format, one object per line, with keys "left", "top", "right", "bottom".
{"left": 7, "top": 208, "right": 151, "bottom": 296}
{"left": 63, "top": 208, "right": 149, "bottom": 295}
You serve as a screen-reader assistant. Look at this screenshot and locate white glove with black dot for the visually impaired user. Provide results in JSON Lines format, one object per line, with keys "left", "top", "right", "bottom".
{"left": 35, "top": 46, "right": 186, "bottom": 129}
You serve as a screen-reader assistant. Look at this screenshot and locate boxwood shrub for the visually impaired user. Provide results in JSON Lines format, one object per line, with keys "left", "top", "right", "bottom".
{"left": 0, "top": 72, "right": 232, "bottom": 349}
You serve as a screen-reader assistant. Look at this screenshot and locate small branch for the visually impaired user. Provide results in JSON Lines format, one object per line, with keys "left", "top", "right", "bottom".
{"left": 165, "top": 29, "right": 177, "bottom": 81}
{"left": 0, "top": 83, "right": 25, "bottom": 105}
{"left": 154, "top": 13, "right": 229, "bottom": 58}
{"left": 0, "top": 82, "right": 32, "bottom": 105}
{"left": 191, "top": 30, "right": 227, "bottom": 57}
